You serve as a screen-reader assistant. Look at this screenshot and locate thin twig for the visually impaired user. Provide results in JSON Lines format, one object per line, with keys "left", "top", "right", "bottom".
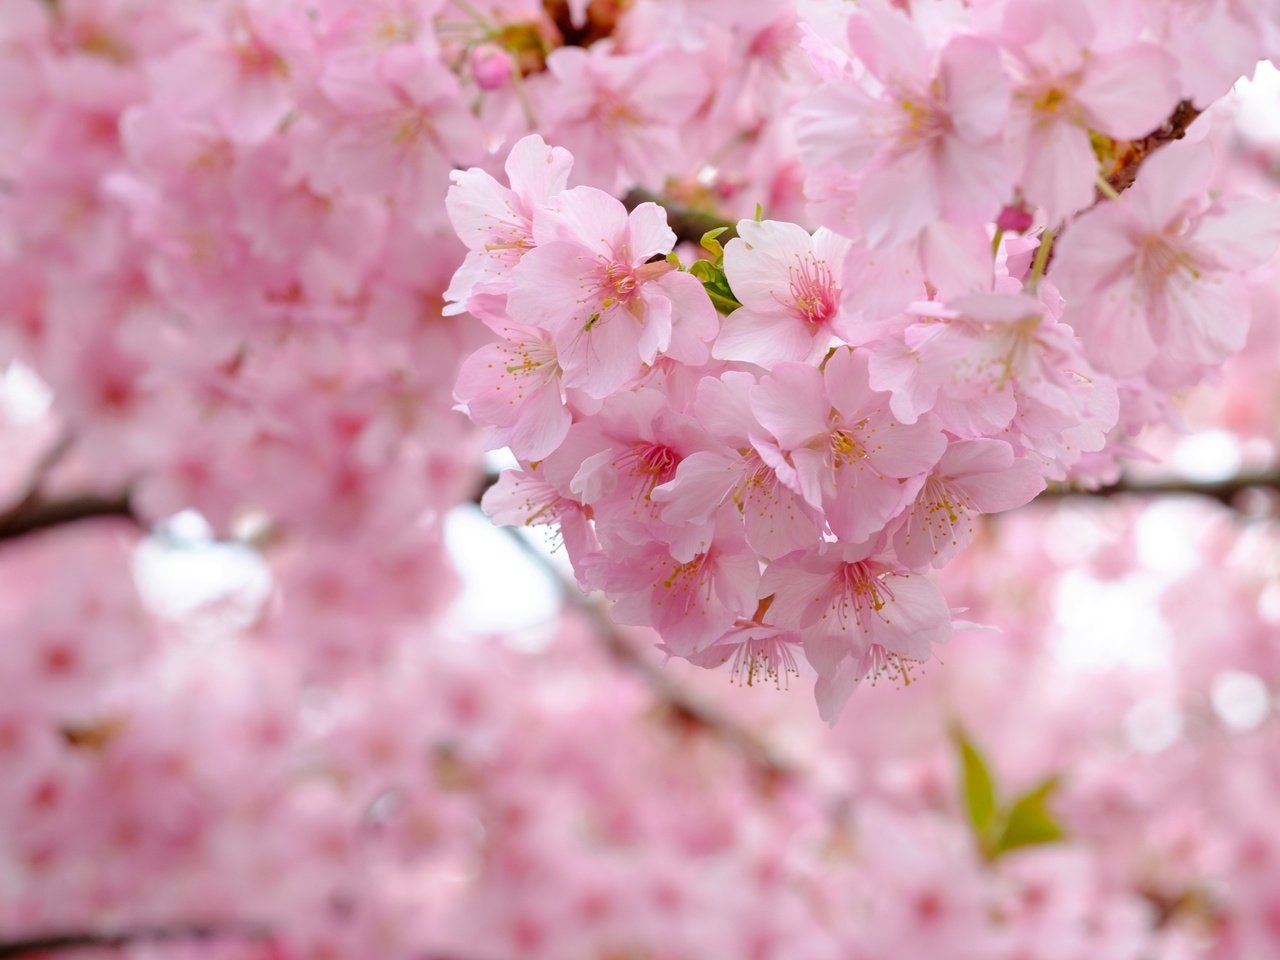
{"left": 497, "top": 523, "right": 794, "bottom": 782}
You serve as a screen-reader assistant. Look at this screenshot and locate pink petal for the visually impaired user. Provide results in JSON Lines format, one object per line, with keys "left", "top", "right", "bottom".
{"left": 940, "top": 35, "right": 1010, "bottom": 141}
{"left": 1019, "top": 120, "right": 1096, "bottom": 224}
{"left": 1075, "top": 45, "right": 1180, "bottom": 140}
{"left": 1124, "top": 140, "right": 1213, "bottom": 230}
{"left": 508, "top": 241, "right": 600, "bottom": 333}
{"left": 625, "top": 202, "right": 677, "bottom": 261}
{"left": 845, "top": 0, "right": 930, "bottom": 90}
{"left": 723, "top": 219, "right": 819, "bottom": 309}
{"left": 533, "top": 185, "right": 629, "bottom": 254}
{"left": 859, "top": 147, "right": 938, "bottom": 248}
{"left": 751, "top": 363, "right": 829, "bottom": 449}
{"left": 714, "top": 307, "right": 817, "bottom": 364}
{"left": 868, "top": 573, "right": 950, "bottom": 660}
{"left": 504, "top": 134, "right": 574, "bottom": 205}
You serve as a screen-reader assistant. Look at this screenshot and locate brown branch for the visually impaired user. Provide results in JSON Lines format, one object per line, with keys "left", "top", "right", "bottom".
{"left": 1101, "top": 100, "right": 1204, "bottom": 197}
{"left": 0, "top": 924, "right": 267, "bottom": 958}
{"left": 479, "top": 469, "right": 1280, "bottom": 517}
{"left": 0, "top": 490, "right": 140, "bottom": 543}
{"left": 1036, "top": 471, "right": 1280, "bottom": 513}
{"left": 496, "top": 523, "right": 793, "bottom": 783}
{"left": 542, "top": 0, "right": 624, "bottom": 48}
{"left": 622, "top": 188, "right": 737, "bottom": 247}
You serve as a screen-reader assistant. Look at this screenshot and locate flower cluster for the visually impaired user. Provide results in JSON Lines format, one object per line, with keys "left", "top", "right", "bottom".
{"left": 452, "top": 137, "right": 1083, "bottom": 719}
{"left": 450, "top": 0, "right": 1280, "bottom": 719}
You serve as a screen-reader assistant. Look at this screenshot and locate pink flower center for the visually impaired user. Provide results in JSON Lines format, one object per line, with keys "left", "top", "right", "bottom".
{"left": 499, "top": 334, "right": 559, "bottom": 386}
{"left": 616, "top": 442, "right": 681, "bottom": 503}
{"left": 603, "top": 261, "right": 637, "bottom": 299}
{"left": 910, "top": 475, "right": 977, "bottom": 555}
{"left": 729, "top": 629, "right": 800, "bottom": 688}
{"left": 659, "top": 552, "right": 716, "bottom": 618}
{"left": 893, "top": 88, "right": 949, "bottom": 150}
{"left": 1138, "top": 234, "right": 1202, "bottom": 295}
{"left": 787, "top": 256, "right": 837, "bottom": 326}
{"left": 830, "top": 561, "right": 897, "bottom": 634}
{"left": 828, "top": 421, "right": 871, "bottom": 469}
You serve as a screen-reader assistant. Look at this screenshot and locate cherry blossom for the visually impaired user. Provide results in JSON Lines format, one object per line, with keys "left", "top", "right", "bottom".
{"left": 2, "top": 5, "right": 1280, "bottom": 956}
{"left": 1051, "top": 141, "right": 1280, "bottom": 385}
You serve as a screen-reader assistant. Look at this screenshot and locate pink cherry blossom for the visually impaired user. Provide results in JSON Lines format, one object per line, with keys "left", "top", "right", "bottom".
{"left": 583, "top": 514, "right": 760, "bottom": 657}
{"left": 762, "top": 540, "right": 952, "bottom": 721}
{"left": 714, "top": 219, "right": 854, "bottom": 364}
{"left": 796, "top": 0, "right": 1011, "bottom": 248}
{"left": 302, "top": 43, "right": 481, "bottom": 230}
{"left": 507, "top": 186, "right": 716, "bottom": 397}
{"left": 652, "top": 372, "right": 822, "bottom": 561}
{"left": 444, "top": 133, "right": 574, "bottom": 314}
{"left": 454, "top": 321, "right": 570, "bottom": 461}
{"left": 1000, "top": 0, "right": 1181, "bottom": 223}
{"left": 534, "top": 45, "right": 707, "bottom": 192}
{"left": 1052, "top": 141, "right": 1280, "bottom": 384}
{"left": 891, "top": 438, "right": 1046, "bottom": 570}
{"left": 750, "top": 349, "right": 947, "bottom": 545}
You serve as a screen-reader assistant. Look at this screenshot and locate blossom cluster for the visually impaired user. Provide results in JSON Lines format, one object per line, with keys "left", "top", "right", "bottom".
{"left": 450, "top": 0, "right": 1280, "bottom": 718}
{"left": 4, "top": 484, "right": 1280, "bottom": 960}
{"left": 0, "top": 0, "right": 1279, "bottom": 953}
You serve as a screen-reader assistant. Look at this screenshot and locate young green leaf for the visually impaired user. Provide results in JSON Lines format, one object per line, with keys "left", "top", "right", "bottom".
{"left": 952, "top": 725, "right": 998, "bottom": 838}
{"left": 991, "top": 777, "right": 1067, "bottom": 857}
{"left": 700, "top": 227, "right": 729, "bottom": 261}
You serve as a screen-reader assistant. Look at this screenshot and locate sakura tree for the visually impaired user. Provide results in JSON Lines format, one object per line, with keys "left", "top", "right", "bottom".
{"left": 1, "top": 0, "right": 1280, "bottom": 958}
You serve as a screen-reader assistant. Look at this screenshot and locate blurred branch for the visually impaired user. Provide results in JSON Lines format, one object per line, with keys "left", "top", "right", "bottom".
{"left": 0, "top": 490, "right": 140, "bottom": 543}
{"left": 497, "top": 525, "right": 794, "bottom": 783}
{"left": 622, "top": 188, "right": 737, "bottom": 246}
{"left": 478, "top": 470, "right": 1280, "bottom": 517}
{"left": 0, "top": 924, "right": 266, "bottom": 958}
{"left": 0, "top": 432, "right": 142, "bottom": 543}
{"left": 1038, "top": 471, "right": 1280, "bottom": 512}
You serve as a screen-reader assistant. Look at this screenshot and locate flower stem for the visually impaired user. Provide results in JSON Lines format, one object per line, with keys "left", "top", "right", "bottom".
{"left": 1027, "top": 228, "right": 1054, "bottom": 291}
{"left": 1095, "top": 175, "right": 1122, "bottom": 202}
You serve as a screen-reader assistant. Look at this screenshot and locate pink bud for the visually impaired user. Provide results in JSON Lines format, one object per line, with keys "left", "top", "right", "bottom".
{"left": 996, "top": 201, "right": 1034, "bottom": 234}
{"left": 471, "top": 44, "right": 512, "bottom": 92}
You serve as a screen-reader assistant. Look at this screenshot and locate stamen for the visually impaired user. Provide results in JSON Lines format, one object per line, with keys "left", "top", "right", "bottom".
{"left": 786, "top": 255, "right": 837, "bottom": 326}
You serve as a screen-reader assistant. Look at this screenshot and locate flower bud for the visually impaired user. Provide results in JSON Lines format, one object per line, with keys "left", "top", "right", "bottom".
{"left": 471, "top": 44, "right": 512, "bottom": 91}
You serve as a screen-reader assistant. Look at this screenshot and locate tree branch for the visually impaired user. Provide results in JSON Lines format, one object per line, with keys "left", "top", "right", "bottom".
{"left": 0, "top": 490, "right": 141, "bottom": 544}
{"left": 1038, "top": 471, "right": 1280, "bottom": 512}
{"left": 0, "top": 924, "right": 266, "bottom": 959}
{"left": 478, "top": 469, "right": 1280, "bottom": 517}
{"left": 622, "top": 188, "right": 736, "bottom": 246}
{"left": 1101, "top": 100, "right": 1203, "bottom": 197}
{"left": 497, "top": 524, "right": 794, "bottom": 783}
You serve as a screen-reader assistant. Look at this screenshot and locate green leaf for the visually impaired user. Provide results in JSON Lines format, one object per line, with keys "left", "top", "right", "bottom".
{"left": 700, "top": 227, "right": 729, "bottom": 260}
{"left": 705, "top": 288, "right": 743, "bottom": 314}
{"left": 689, "top": 260, "right": 716, "bottom": 282}
{"left": 687, "top": 257, "right": 742, "bottom": 314}
{"left": 991, "top": 777, "right": 1067, "bottom": 857}
{"left": 952, "top": 725, "right": 998, "bottom": 838}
